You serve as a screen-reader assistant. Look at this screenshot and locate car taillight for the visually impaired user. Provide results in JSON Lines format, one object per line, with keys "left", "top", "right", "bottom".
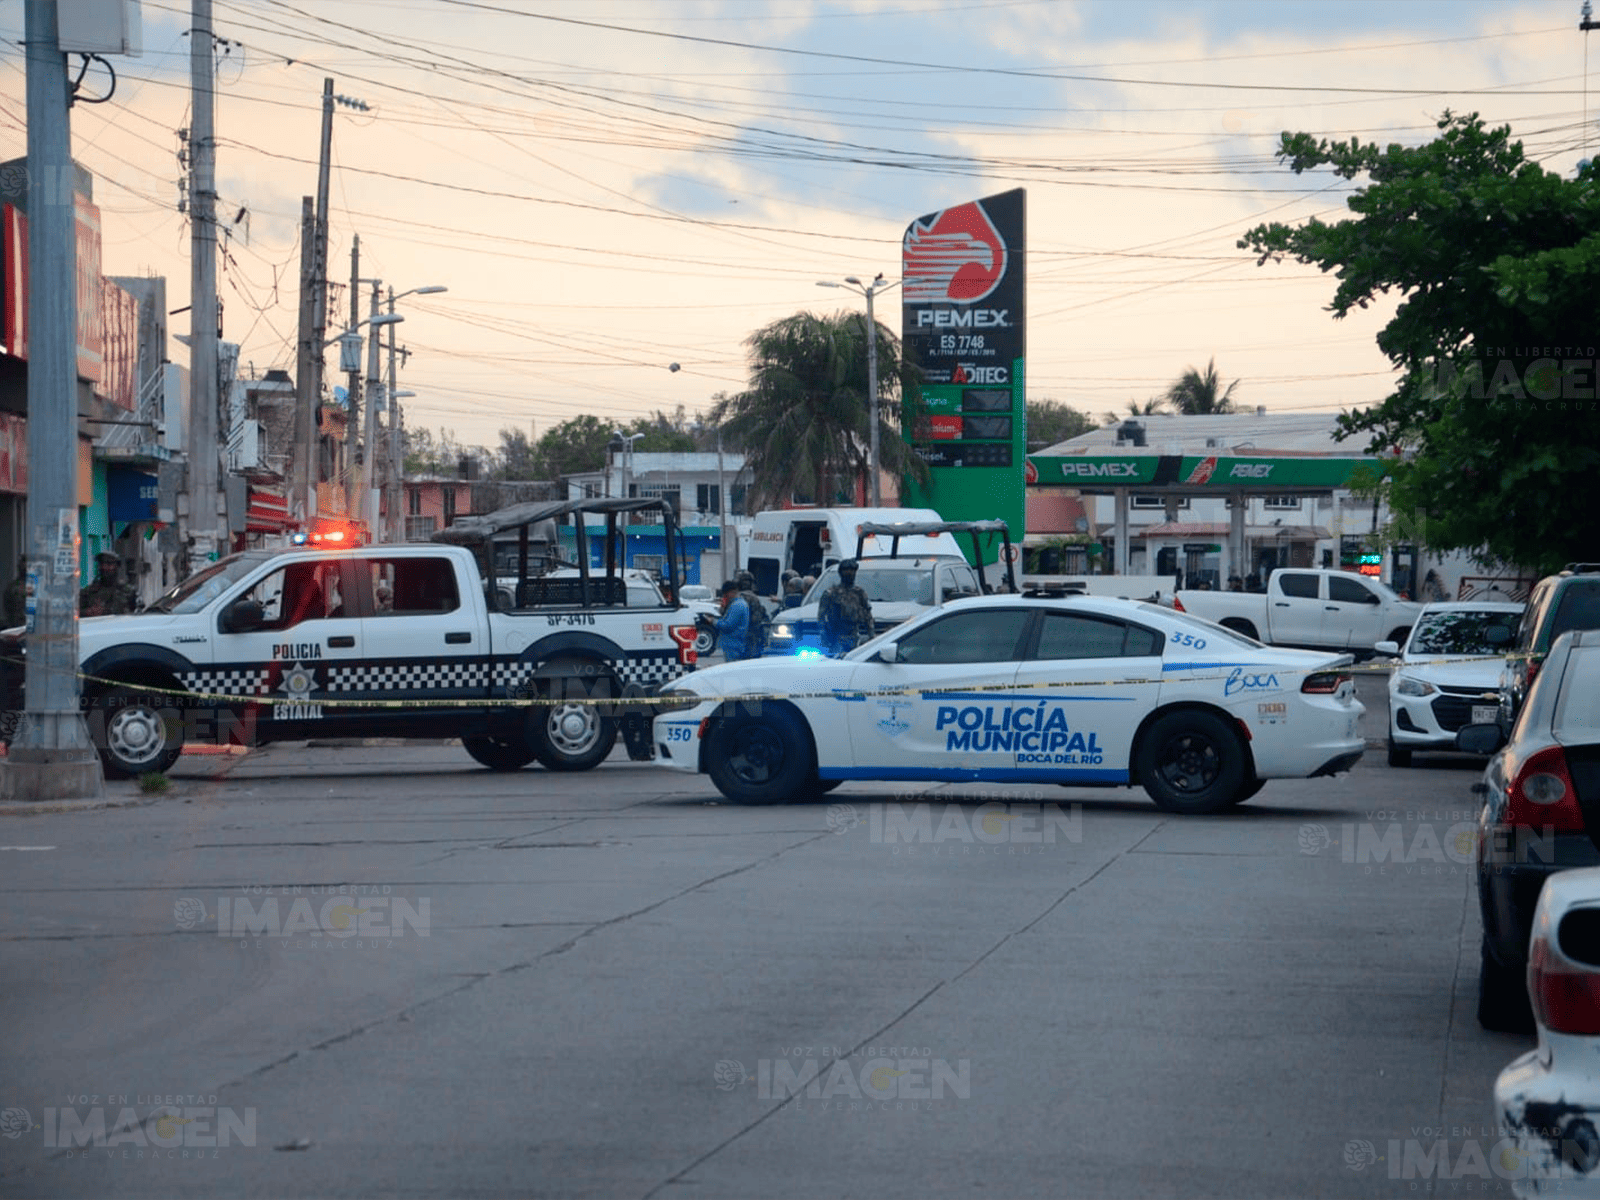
{"left": 1504, "top": 744, "right": 1585, "bottom": 832}
{"left": 668, "top": 625, "right": 699, "bottom": 666}
{"left": 1528, "top": 910, "right": 1600, "bottom": 1036}
{"left": 1172, "top": 596, "right": 1186, "bottom": 612}
{"left": 1301, "top": 671, "right": 1351, "bottom": 694}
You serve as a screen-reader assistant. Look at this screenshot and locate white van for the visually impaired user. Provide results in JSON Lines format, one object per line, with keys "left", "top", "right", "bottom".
{"left": 739, "top": 507, "right": 962, "bottom": 595}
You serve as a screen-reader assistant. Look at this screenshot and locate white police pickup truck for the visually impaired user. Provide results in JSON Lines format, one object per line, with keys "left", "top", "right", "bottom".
{"left": 0, "top": 498, "right": 702, "bottom": 778}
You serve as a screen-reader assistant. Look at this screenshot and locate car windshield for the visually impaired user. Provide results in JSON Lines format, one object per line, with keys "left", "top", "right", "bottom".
{"left": 1554, "top": 644, "right": 1600, "bottom": 734}
{"left": 144, "top": 554, "right": 265, "bottom": 614}
{"left": 1408, "top": 609, "right": 1519, "bottom": 656}
{"left": 807, "top": 564, "right": 935, "bottom": 605}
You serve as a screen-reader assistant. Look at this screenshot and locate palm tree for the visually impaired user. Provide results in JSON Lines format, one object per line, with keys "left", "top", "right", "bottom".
{"left": 1100, "top": 397, "right": 1167, "bottom": 426}
{"left": 1164, "top": 358, "right": 1240, "bottom": 415}
{"left": 712, "top": 311, "right": 927, "bottom": 512}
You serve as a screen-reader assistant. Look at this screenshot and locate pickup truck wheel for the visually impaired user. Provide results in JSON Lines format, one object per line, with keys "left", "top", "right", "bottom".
{"left": 95, "top": 687, "right": 184, "bottom": 779}
{"left": 1219, "top": 618, "right": 1259, "bottom": 640}
{"left": 1137, "top": 711, "right": 1246, "bottom": 815}
{"left": 705, "top": 706, "right": 815, "bottom": 805}
{"left": 462, "top": 736, "right": 536, "bottom": 772}
{"left": 694, "top": 625, "right": 718, "bottom": 656}
{"left": 529, "top": 674, "right": 617, "bottom": 772}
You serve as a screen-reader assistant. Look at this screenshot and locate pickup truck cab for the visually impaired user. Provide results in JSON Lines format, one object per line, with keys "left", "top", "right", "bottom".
{"left": 1175, "top": 567, "right": 1422, "bottom": 654}
{"left": 0, "top": 498, "right": 703, "bottom": 778}
{"left": 767, "top": 519, "right": 1016, "bottom": 655}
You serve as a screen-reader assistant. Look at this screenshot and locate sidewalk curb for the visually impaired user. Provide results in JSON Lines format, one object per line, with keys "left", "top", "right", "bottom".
{"left": 0, "top": 795, "right": 158, "bottom": 817}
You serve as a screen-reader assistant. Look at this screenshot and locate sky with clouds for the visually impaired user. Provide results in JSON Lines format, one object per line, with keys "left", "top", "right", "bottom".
{"left": 0, "top": 0, "right": 1594, "bottom": 452}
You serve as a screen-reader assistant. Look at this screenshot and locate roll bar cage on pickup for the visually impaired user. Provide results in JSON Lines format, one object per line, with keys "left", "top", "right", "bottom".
{"left": 432, "top": 496, "right": 687, "bottom": 611}
{"left": 852, "top": 519, "right": 1018, "bottom": 594}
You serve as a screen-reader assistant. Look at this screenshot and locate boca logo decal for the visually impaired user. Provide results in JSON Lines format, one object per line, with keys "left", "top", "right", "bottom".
{"left": 903, "top": 201, "right": 1007, "bottom": 305}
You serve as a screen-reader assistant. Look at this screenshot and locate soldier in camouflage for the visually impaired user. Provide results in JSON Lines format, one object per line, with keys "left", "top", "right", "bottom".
{"left": 80, "top": 552, "right": 137, "bottom": 617}
{"left": 818, "top": 559, "right": 873, "bottom": 656}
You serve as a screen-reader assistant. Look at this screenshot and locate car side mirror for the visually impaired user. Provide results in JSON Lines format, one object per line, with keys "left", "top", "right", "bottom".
{"left": 1456, "top": 723, "right": 1506, "bottom": 756}
{"left": 223, "top": 598, "right": 265, "bottom": 633}
{"left": 1373, "top": 640, "right": 1400, "bottom": 657}
{"left": 874, "top": 643, "right": 899, "bottom": 664}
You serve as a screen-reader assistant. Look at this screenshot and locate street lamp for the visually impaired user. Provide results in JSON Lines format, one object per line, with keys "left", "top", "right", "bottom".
{"left": 817, "top": 274, "right": 898, "bottom": 507}
{"left": 608, "top": 431, "right": 644, "bottom": 499}
{"left": 383, "top": 286, "right": 447, "bottom": 542}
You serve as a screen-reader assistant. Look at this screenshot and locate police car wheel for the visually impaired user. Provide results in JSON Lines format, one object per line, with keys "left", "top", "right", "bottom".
{"left": 1230, "top": 776, "right": 1266, "bottom": 805}
{"left": 462, "top": 736, "right": 536, "bottom": 772}
{"left": 96, "top": 688, "right": 183, "bottom": 779}
{"left": 706, "top": 706, "right": 814, "bottom": 805}
{"left": 529, "top": 673, "right": 617, "bottom": 772}
{"left": 1137, "top": 711, "right": 1246, "bottom": 815}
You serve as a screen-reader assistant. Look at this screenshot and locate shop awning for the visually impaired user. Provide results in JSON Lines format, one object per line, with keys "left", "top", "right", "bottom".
{"left": 246, "top": 489, "right": 292, "bottom": 532}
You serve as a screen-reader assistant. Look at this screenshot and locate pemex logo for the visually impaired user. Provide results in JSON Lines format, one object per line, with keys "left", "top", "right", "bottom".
{"left": 903, "top": 201, "right": 1007, "bottom": 305}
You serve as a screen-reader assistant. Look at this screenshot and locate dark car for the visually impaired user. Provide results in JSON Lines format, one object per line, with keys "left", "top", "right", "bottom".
{"left": 1501, "top": 564, "right": 1600, "bottom": 729}
{"left": 1460, "top": 629, "right": 1600, "bottom": 1031}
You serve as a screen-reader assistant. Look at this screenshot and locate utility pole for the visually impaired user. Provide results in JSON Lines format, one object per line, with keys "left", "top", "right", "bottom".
{"left": 361, "top": 281, "right": 383, "bottom": 537}
{"left": 4, "top": 0, "right": 104, "bottom": 800}
{"left": 293, "top": 195, "right": 316, "bottom": 528}
{"left": 343, "top": 238, "right": 361, "bottom": 517}
{"left": 385, "top": 289, "right": 402, "bottom": 543}
{"left": 292, "top": 79, "right": 335, "bottom": 529}
{"left": 187, "top": 0, "right": 220, "bottom": 563}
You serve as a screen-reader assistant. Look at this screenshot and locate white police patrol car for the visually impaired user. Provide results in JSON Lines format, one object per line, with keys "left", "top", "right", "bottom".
{"left": 653, "top": 593, "right": 1365, "bottom": 813}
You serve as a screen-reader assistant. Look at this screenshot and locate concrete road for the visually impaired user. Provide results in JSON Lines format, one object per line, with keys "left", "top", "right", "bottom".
{"left": 0, "top": 671, "right": 1530, "bottom": 1198}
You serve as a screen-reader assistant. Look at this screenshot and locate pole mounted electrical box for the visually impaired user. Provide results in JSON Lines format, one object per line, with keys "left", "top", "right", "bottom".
{"left": 57, "top": 0, "right": 144, "bottom": 56}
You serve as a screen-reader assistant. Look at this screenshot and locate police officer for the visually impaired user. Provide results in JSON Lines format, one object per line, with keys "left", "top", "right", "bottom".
{"left": 3, "top": 555, "right": 27, "bottom": 628}
{"left": 700, "top": 579, "right": 753, "bottom": 661}
{"left": 819, "top": 559, "right": 873, "bottom": 656}
{"left": 80, "top": 551, "right": 137, "bottom": 616}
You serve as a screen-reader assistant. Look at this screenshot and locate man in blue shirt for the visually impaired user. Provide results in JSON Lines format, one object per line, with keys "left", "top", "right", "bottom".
{"left": 702, "top": 579, "right": 751, "bottom": 661}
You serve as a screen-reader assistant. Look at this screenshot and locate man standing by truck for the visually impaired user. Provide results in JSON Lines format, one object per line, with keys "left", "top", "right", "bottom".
{"left": 701, "top": 580, "right": 753, "bottom": 662}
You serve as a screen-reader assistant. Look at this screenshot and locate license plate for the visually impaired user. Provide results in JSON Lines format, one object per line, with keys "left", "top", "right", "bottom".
{"left": 1471, "top": 704, "right": 1498, "bottom": 725}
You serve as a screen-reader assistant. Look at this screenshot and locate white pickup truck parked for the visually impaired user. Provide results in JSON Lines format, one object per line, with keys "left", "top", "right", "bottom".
{"left": 0, "top": 498, "right": 703, "bottom": 777}
{"left": 1174, "top": 567, "right": 1422, "bottom": 654}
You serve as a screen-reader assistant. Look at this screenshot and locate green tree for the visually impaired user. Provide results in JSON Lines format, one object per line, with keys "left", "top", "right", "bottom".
{"left": 404, "top": 427, "right": 483, "bottom": 476}
{"left": 495, "top": 427, "right": 540, "bottom": 480}
{"left": 621, "top": 408, "right": 699, "bottom": 454}
{"left": 1164, "top": 358, "right": 1239, "bottom": 415}
{"left": 531, "top": 414, "right": 615, "bottom": 479}
{"left": 1240, "top": 112, "right": 1600, "bottom": 572}
{"left": 711, "top": 310, "right": 927, "bottom": 511}
{"left": 1026, "top": 399, "right": 1095, "bottom": 449}
{"left": 1100, "top": 397, "right": 1168, "bottom": 425}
